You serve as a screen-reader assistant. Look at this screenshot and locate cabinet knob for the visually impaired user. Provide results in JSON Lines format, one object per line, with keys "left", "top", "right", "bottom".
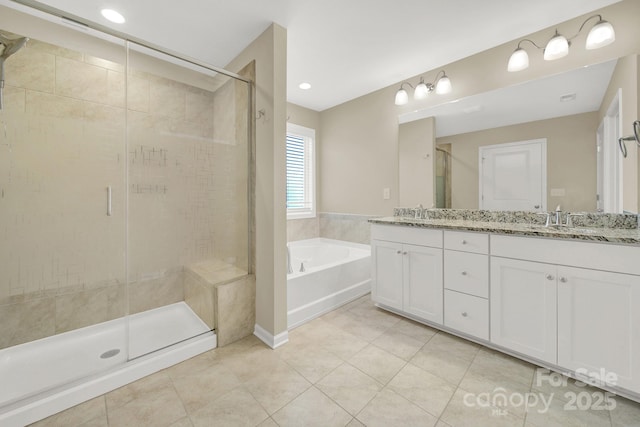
{"left": 461, "top": 271, "right": 467, "bottom": 276}
{"left": 461, "top": 312, "right": 468, "bottom": 317}
{"left": 403, "top": 251, "right": 408, "bottom": 255}
{"left": 397, "top": 250, "right": 402, "bottom": 254}
{"left": 461, "top": 240, "right": 467, "bottom": 245}
{"left": 560, "top": 277, "right": 568, "bottom": 283}
{"left": 546, "top": 274, "right": 555, "bottom": 281}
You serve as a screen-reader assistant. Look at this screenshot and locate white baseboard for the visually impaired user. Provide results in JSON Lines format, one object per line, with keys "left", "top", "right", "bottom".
{"left": 287, "top": 280, "right": 370, "bottom": 330}
{"left": 253, "top": 324, "right": 289, "bottom": 349}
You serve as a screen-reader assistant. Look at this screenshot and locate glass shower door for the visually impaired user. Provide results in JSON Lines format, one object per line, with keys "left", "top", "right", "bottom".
{"left": 0, "top": 16, "right": 128, "bottom": 407}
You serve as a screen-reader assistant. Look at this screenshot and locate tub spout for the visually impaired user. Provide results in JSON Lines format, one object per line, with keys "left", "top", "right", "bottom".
{"left": 287, "top": 245, "right": 293, "bottom": 274}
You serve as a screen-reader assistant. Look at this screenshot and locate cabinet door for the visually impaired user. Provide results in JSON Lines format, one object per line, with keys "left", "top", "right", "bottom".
{"left": 558, "top": 267, "right": 640, "bottom": 393}
{"left": 403, "top": 243, "right": 443, "bottom": 324}
{"left": 490, "top": 257, "right": 557, "bottom": 364}
{"left": 371, "top": 240, "right": 403, "bottom": 310}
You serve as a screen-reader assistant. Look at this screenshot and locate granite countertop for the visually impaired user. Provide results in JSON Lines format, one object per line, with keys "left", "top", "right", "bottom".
{"left": 369, "top": 216, "right": 640, "bottom": 245}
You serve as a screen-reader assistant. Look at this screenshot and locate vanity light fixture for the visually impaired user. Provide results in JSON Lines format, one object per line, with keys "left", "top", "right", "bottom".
{"left": 394, "top": 70, "right": 452, "bottom": 106}
{"left": 507, "top": 14, "right": 615, "bottom": 72}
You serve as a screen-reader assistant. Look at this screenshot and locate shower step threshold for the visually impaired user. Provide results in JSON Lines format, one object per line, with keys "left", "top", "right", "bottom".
{"left": 0, "top": 302, "right": 215, "bottom": 426}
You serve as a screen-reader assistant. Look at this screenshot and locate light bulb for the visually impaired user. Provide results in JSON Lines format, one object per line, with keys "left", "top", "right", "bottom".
{"left": 435, "top": 75, "right": 452, "bottom": 95}
{"left": 507, "top": 48, "right": 529, "bottom": 72}
{"left": 414, "top": 82, "right": 429, "bottom": 100}
{"left": 544, "top": 33, "right": 569, "bottom": 60}
{"left": 395, "top": 88, "right": 409, "bottom": 105}
{"left": 586, "top": 20, "right": 615, "bottom": 50}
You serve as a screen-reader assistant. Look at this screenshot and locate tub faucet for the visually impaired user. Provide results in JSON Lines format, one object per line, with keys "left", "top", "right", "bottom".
{"left": 286, "top": 245, "right": 293, "bottom": 274}
{"left": 299, "top": 262, "right": 305, "bottom": 273}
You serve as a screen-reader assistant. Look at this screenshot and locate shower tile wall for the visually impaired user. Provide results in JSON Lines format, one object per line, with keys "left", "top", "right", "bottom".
{"left": 0, "top": 37, "right": 248, "bottom": 349}
{"left": 319, "top": 213, "right": 374, "bottom": 244}
{"left": 286, "top": 217, "right": 320, "bottom": 242}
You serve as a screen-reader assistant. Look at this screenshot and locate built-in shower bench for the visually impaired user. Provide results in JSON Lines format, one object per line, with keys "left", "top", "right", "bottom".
{"left": 184, "top": 260, "right": 255, "bottom": 347}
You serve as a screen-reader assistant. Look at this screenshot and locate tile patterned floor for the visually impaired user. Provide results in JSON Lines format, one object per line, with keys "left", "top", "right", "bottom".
{"left": 32, "top": 295, "right": 640, "bottom": 426}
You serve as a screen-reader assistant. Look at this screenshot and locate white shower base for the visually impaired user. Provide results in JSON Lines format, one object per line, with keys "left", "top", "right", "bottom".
{"left": 0, "top": 302, "right": 216, "bottom": 427}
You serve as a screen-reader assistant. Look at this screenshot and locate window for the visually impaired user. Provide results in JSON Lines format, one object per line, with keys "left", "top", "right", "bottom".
{"left": 286, "top": 123, "right": 316, "bottom": 219}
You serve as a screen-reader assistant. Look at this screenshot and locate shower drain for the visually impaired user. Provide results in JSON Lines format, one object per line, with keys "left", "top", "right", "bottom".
{"left": 100, "top": 349, "right": 121, "bottom": 359}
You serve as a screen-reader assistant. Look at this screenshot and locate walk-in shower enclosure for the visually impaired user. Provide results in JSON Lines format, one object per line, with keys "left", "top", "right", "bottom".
{"left": 0, "top": 2, "right": 251, "bottom": 424}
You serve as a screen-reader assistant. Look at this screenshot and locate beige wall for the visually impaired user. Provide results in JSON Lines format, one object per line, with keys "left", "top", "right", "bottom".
{"left": 288, "top": 102, "right": 321, "bottom": 131}
{"left": 226, "top": 24, "right": 288, "bottom": 340}
{"left": 319, "top": 0, "right": 640, "bottom": 216}
{"left": 439, "top": 112, "right": 598, "bottom": 212}
{"left": 399, "top": 117, "right": 436, "bottom": 207}
{"left": 599, "top": 54, "right": 639, "bottom": 213}
{"left": 320, "top": 86, "right": 399, "bottom": 215}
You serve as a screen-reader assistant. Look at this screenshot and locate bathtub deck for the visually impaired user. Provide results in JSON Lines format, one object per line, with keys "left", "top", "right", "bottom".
{"left": 0, "top": 302, "right": 214, "bottom": 426}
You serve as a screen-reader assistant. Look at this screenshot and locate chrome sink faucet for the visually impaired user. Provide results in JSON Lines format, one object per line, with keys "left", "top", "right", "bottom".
{"left": 553, "top": 205, "right": 562, "bottom": 226}
{"left": 537, "top": 205, "right": 565, "bottom": 228}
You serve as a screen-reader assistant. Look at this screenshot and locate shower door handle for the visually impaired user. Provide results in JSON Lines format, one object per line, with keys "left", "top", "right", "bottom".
{"left": 107, "top": 186, "right": 112, "bottom": 216}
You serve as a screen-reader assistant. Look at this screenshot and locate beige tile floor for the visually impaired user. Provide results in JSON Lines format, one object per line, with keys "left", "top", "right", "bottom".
{"left": 32, "top": 294, "right": 640, "bottom": 427}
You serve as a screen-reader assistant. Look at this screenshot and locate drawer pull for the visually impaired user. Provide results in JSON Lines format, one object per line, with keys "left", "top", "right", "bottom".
{"left": 560, "top": 277, "right": 567, "bottom": 283}
{"left": 461, "top": 271, "right": 467, "bottom": 276}
{"left": 461, "top": 240, "right": 467, "bottom": 245}
{"left": 546, "top": 274, "right": 554, "bottom": 281}
{"left": 461, "top": 312, "right": 468, "bottom": 317}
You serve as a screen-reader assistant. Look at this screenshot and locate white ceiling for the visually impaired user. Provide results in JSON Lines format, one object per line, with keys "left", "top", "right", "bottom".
{"left": 15, "top": 0, "right": 623, "bottom": 111}
{"left": 399, "top": 59, "right": 617, "bottom": 137}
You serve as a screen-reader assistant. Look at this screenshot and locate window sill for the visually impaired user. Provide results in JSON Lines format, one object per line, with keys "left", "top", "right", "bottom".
{"left": 287, "top": 211, "right": 316, "bottom": 220}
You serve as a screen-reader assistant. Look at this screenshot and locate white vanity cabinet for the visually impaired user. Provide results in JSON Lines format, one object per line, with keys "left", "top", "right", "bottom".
{"left": 557, "top": 266, "right": 640, "bottom": 393}
{"left": 491, "top": 235, "right": 640, "bottom": 394}
{"left": 371, "top": 239, "right": 404, "bottom": 310}
{"left": 490, "top": 257, "right": 557, "bottom": 364}
{"left": 444, "top": 231, "right": 489, "bottom": 340}
{"left": 371, "top": 221, "right": 640, "bottom": 398}
{"left": 371, "top": 225, "right": 443, "bottom": 324}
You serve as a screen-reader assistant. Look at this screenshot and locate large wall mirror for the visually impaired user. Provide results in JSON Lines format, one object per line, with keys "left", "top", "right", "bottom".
{"left": 399, "top": 54, "right": 639, "bottom": 214}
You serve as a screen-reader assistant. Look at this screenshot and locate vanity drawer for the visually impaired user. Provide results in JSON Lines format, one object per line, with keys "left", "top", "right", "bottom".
{"left": 444, "top": 290, "right": 489, "bottom": 340}
{"left": 444, "top": 250, "right": 488, "bottom": 298}
{"left": 444, "top": 230, "right": 488, "bottom": 254}
{"left": 371, "top": 224, "right": 443, "bottom": 248}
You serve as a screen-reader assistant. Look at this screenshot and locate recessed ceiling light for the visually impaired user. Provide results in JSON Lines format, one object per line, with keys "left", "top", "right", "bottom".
{"left": 299, "top": 82, "right": 311, "bottom": 90}
{"left": 101, "top": 9, "right": 125, "bottom": 24}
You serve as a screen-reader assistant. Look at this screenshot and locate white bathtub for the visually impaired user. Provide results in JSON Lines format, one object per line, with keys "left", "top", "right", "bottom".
{"left": 287, "top": 238, "right": 371, "bottom": 328}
